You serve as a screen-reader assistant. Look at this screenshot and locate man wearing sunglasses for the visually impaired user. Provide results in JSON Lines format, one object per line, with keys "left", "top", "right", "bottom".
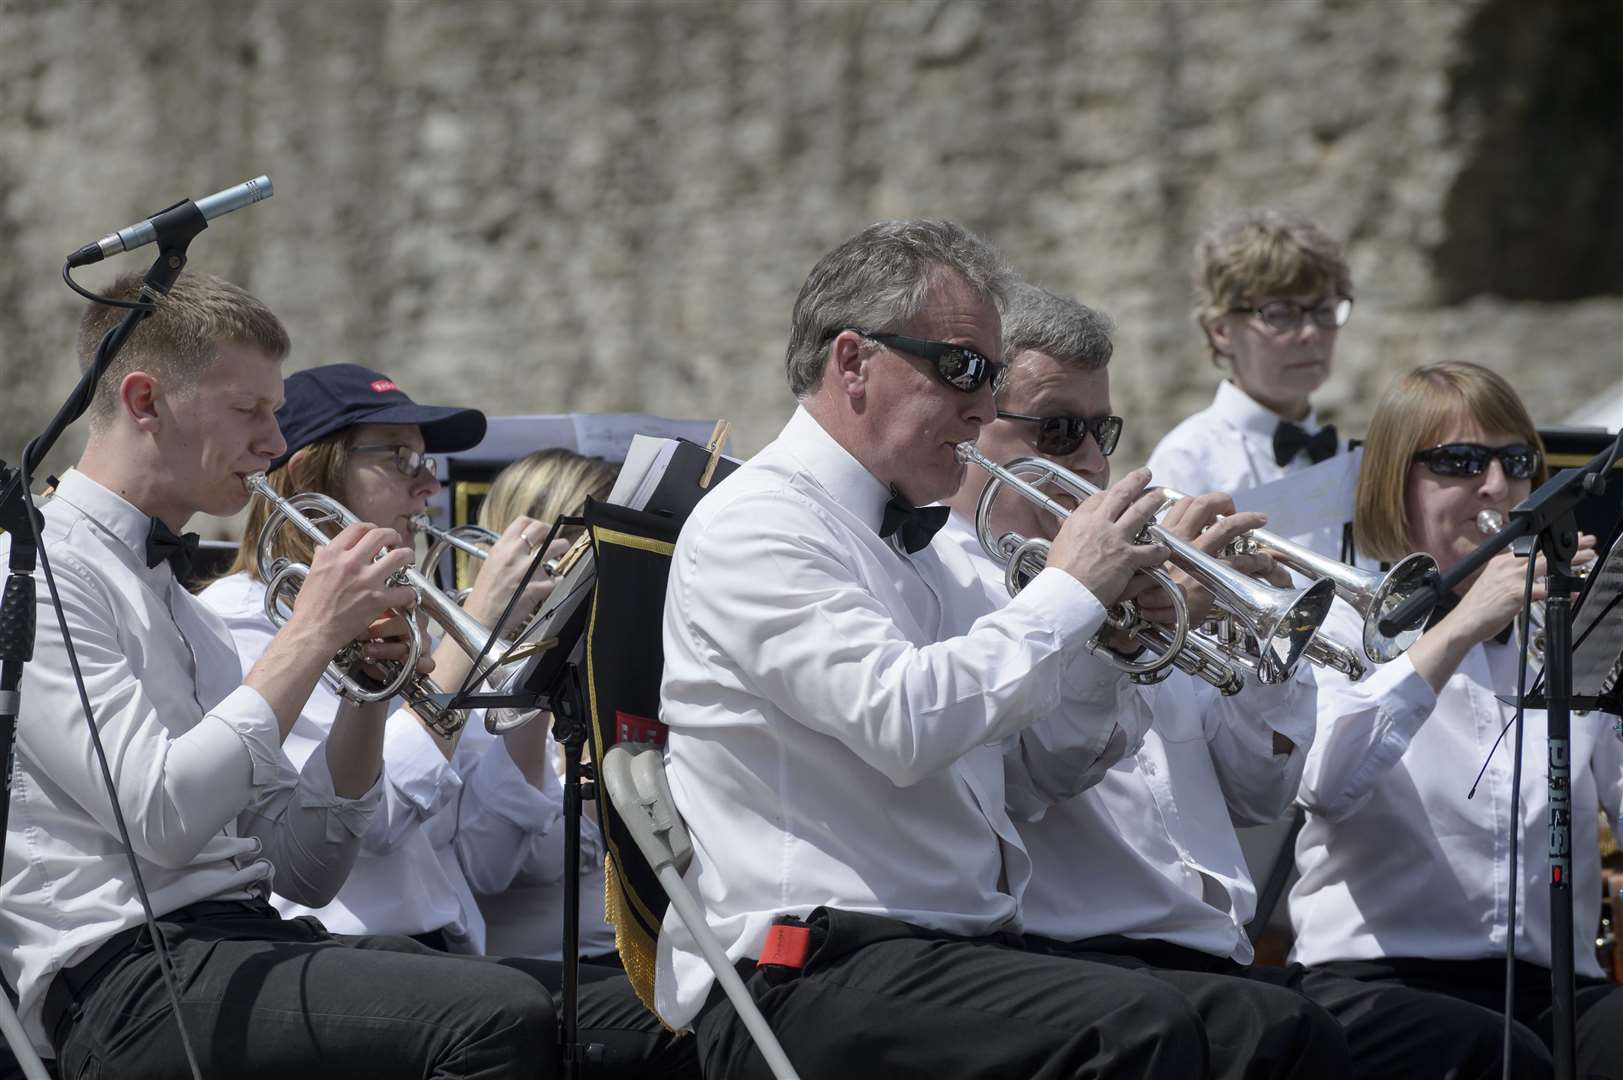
{"left": 941, "top": 282, "right": 1364, "bottom": 1079}
{"left": 1148, "top": 208, "right": 1359, "bottom": 562}
{"left": 657, "top": 219, "right": 1216, "bottom": 1079}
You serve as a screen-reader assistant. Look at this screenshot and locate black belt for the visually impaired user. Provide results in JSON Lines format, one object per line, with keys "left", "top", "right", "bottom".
{"left": 41, "top": 899, "right": 278, "bottom": 1051}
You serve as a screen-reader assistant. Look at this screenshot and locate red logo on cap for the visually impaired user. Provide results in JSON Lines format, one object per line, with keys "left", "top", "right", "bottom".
{"left": 369, "top": 379, "right": 399, "bottom": 393}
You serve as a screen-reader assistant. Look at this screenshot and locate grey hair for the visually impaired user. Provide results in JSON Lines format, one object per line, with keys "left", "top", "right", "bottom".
{"left": 784, "top": 219, "right": 1014, "bottom": 398}
{"left": 1000, "top": 281, "right": 1115, "bottom": 380}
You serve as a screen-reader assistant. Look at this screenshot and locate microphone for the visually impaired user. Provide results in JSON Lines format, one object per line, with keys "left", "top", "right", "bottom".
{"left": 66, "top": 176, "right": 273, "bottom": 268}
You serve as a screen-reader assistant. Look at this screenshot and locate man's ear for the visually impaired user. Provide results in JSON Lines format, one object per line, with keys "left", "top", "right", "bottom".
{"left": 1202, "top": 315, "right": 1234, "bottom": 359}
{"left": 119, "top": 371, "right": 162, "bottom": 432}
{"left": 828, "top": 331, "right": 868, "bottom": 399}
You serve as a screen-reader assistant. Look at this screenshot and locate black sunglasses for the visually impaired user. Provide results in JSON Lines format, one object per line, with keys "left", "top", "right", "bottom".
{"left": 847, "top": 329, "right": 1006, "bottom": 394}
{"left": 1412, "top": 442, "right": 1540, "bottom": 480}
{"left": 996, "top": 411, "right": 1123, "bottom": 457}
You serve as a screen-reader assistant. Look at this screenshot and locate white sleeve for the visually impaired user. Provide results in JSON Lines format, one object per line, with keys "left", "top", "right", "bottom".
{"left": 238, "top": 745, "right": 381, "bottom": 906}
{"left": 1297, "top": 646, "right": 1437, "bottom": 823}
{"left": 1004, "top": 665, "right": 1149, "bottom": 821}
{"left": 668, "top": 494, "right": 1117, "bottom": 788}
{"left": 1202, "top": 663, "right": 1319, "bottom": 826}
{"left": 20, "top": 553, "right": 278, "bottom": 870}
{"left": 455, "top": 737, "right": 568, "bottom": 895}
{"left": 213, "top": 594, "right": 465, "bottom": 857}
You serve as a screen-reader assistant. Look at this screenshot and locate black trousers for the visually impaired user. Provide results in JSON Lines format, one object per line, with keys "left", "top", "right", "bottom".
{"left": 48, "top": 900, "right": 693, "bottom": 1080}
{"left": 1032, "top": 934, "right": 1350, "bottom": 1080}
{"left": 1306, "top": 957, "right": 1623, "bottom": 1080}
{"left": 695, "top": 907, "right": 1207, "bottom": 1080}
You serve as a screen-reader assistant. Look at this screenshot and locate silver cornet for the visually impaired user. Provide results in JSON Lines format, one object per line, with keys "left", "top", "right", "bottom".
{"left": 245, "top": 473, "right": 524, "bottom": 738}
{"left": 1475, "top": 509, "right": 1593, "bottom": 665}
{"left": 957, "top": 444, "right": 1335, "bottom": 692}
{"left": 1155, "top": 487, "right": 1437, "bottom": 667}
{"left": 413, "top": 512, "right": 575, "bottom": 589}
{"left": 413, "top": 513, "right": 498, "bottom": 601}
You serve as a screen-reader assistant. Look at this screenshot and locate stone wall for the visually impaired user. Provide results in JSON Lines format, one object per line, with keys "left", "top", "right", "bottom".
{"left": 3, "top": 0, "right": 1618, "bottom": 501}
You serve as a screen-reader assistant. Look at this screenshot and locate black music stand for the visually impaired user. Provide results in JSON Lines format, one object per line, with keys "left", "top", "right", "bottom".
{"left": 436, "top": 436, "right": 737, "bottom": 1080}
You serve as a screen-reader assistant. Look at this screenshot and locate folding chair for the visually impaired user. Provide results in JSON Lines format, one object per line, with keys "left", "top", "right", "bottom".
{"left": 577, "top": 484, "right": 799, "bottom": 1079}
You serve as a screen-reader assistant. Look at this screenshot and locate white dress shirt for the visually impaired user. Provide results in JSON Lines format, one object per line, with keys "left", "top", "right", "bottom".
{"left": 200, "top": 572, "right": 507, "bottom": 954}
{"left": 654, "top": 406, "right": 1149, "bottom": 1028}
{"left": 942, "top": 512, "right": 1318, "bottom": 963}
{"left": 1291, "top": 600, "right": 1623, "bottom": 978}
{"left": 459, "top": 731, "right": 618, "bottom": 961}
{"left": 1146, "top": 379, "right": 1351, "bottom": 561}
{"left": 0, "top": 471, "right": 380, "bottom": 1052}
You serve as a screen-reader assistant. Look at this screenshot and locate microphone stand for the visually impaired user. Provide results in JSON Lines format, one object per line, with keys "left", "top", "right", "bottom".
{"left": 0, "top": 200, "right": 209, "bottom": 1078}
{"left": 1380, "top": 434, "right": 1621, "bottom": 1080}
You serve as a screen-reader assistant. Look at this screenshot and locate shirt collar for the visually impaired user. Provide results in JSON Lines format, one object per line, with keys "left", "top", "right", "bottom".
{"left": 1211, "top": 379, "right": 1323, "bottom": 438}
{"left": 50, "top": 469, "right": 174, "bottom": 578}
{"left": 779, "top": 406, "right": 895, "bottom": 536}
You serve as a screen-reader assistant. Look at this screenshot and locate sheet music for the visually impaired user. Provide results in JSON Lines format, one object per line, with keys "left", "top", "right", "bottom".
{"left": 1571, "top": 532, "right": 1623, "bottom": 698}
{"left": 572, "top": 414, "right": 723, "bottom": 463}
{"left": 610, "top": 435, "right": 681, "bottom": 510}
{"left": 1227, "top": 448, "right": 1363, "bottom": 550}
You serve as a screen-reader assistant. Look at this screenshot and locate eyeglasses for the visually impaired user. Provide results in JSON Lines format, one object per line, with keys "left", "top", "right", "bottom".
{"left": 1412, "top": 442, "right": 1541, "bottom": 480}
{"left": 996, "top": 411, "right": 1123, "bottom": 457}
{"left": 847, "top": 328, "right": 1007, "bottom": 394}
{"left": 1231, "top": 297, "right": 1353, "bottom": 334}
{"left": 350, "top": 444, "right": 438, "bottom": 480}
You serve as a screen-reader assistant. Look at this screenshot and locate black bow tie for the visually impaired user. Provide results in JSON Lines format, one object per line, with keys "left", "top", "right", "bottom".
{"left": 879, "top": 492, "right": 950, "bottom": 555}
{"left": 145, "top": 517, "right": 201, "bottom": 580}
{"left": 1424, "top": 590, "right": 1514, "bottom": 646}
{"left": 1273, "top": 421, "right": 1339, "bottom": 467}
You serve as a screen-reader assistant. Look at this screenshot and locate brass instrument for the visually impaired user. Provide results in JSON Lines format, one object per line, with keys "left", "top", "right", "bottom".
{"left": 957, "top": 444, "right": 1336, "bottom": 692}
{"left": 414, "top": 513, "right": 500, "bottom": 599}
{"left": 245, "top": 472, "right": 522, "bottom": 738}
{"left": 413, "top": 512, "right": 574, "bottom": 590}
{"left": 1475, "top": 509, "right": 1593, "bottom": 664}
{"left": 1156, "top": 486, "right": 1437, "bottom": 669}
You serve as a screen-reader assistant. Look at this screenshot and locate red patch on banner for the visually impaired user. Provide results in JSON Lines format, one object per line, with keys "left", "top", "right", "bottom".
{"left": 369, "top": 379, "right": 399, "bottom": 393}
{"left": 616, "top": 710, "right": 667, "bottom": 746}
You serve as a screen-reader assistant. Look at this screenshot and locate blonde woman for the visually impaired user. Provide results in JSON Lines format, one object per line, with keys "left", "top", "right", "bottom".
{"left": 455, "top": 448, "right": 623, "bottom": 964}
{"left": 1291, "top": 362, "right": 1618, "bottom": 1078}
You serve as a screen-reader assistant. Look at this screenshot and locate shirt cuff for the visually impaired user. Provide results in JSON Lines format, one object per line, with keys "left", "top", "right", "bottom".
{"left": 210, "top": 684, "right": 283, "bottom": 786}
{"left": 467, "top": 738, "right": 565, "bottom": 830}
{"left": 1007, "top": 566, "right": 1108, "bottom": 650}
{"left": 296, "top": 745, "right": 384, "bottom": 843}
{"left": 382, "top": 708, "right": 462, "bottom": 816}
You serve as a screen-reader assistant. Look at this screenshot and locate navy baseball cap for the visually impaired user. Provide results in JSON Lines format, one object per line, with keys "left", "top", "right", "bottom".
{"left": 269, "top": 363, "right": 487, "bottom": 472}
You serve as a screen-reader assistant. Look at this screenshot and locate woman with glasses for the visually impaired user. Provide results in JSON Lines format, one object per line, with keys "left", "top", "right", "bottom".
{"left": 198, "top": 363, "right": 556, "bottom": 955}
{"left": 1147, "top": 208, "right": 1357, "bottom": 561}
{"left": 198, "top": 364, "right": 699, "bottom": 1078}
{"left": 1289, "top": 361, "right": 1620, "bottom": 1078}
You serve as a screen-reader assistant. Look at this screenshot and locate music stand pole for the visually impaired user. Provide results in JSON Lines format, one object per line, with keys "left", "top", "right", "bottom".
{"left": 548, "top": 658, "right": 601, "bottom": 1079}
{"left": 1541, "top": 554, "right": 1579, "bottom": 1079}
